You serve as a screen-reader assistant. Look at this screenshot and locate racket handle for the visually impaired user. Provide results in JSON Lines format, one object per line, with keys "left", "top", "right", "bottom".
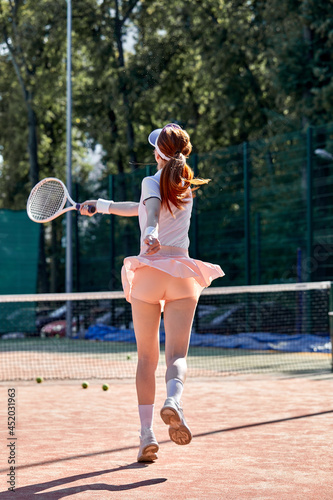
{"left": 76, "top": 204, "right": 96, "bottom": 214}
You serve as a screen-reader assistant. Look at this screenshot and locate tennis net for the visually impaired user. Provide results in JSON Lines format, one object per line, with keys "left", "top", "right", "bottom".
{"left": 0, "top": 281, "right": 332, "bottom": 380}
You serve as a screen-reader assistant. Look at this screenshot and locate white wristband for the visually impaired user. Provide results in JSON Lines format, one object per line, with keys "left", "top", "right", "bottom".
{"left": 144, "top": 225, "right": 159, "bottom": 239}
{"left": 96, "top": 199, "right": 111, "bottom": 214}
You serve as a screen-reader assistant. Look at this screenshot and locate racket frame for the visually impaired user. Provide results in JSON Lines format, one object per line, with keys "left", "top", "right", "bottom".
{"left": 27, "top": 177, "right": 83, "bottom": 223}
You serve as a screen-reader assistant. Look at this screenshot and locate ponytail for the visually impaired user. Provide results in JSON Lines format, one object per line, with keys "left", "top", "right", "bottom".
{"left": 160, "top": 153, "right": 210, "bottom": 215}
{"left": 156, "top": 127, "right": 210, "bottom": 214}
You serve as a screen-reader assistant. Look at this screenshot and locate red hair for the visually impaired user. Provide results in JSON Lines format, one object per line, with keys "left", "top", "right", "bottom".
{"left": 157, "top": 126, "right": 210, "bottom": 214}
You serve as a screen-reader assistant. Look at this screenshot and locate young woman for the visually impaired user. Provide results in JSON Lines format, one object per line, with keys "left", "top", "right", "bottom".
{"left": 80, "top": 123, "right": 224, "bottom": 462}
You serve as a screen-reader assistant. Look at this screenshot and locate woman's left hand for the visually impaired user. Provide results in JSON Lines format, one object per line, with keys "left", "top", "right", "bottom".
{"left": 143, "top": 235, "right": 161, "bottom": 255}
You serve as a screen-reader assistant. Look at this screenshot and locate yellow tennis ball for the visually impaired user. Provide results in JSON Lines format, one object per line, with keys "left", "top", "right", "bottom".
{"left": 127, "top": 354, "right": 132, "bottom": 360}
{"left": 82, "top": 381, "right": 89, "bottom": 389}
{"left": 102, "top": 384, "right": 109, "bottom": 391}
{"left": 36, "top": 377, "right": 43, "bottom": 383}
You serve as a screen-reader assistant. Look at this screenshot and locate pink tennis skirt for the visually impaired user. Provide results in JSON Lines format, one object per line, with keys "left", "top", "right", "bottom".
{"left": 121, "top": 245, "right": 224, "bottom": 305}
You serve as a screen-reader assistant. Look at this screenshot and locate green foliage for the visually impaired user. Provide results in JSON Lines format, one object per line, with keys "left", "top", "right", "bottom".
{"left": 1, "top": 0, "right": 333, "bottom": 190}
{"left": 261, "top": 0, "right": 333, "bottom": 129}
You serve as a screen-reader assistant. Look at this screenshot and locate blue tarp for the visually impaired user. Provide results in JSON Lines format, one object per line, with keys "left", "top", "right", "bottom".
{"left": 85, "top": 325, "right": 332, "bottom": 353}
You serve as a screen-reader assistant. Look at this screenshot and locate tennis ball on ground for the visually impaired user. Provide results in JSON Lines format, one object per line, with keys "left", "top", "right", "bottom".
{"left": 102, "top": 384, "right": 109, "bottom": 391}
{"left": 36, "top": 377, "right": 43, "bottom": 383}
{"left": 82, "top": 381, "right": 89, "bottom": 389}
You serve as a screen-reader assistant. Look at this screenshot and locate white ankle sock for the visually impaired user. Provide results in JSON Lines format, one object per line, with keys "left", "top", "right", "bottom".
{"left": 138, "top": 404, "right": 154, "bottom": 432}
{"left": 166, "top": 378, "right": 184, "bottom": 403}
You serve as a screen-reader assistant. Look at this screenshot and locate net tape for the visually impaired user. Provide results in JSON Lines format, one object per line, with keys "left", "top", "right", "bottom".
{"left": 0, "top": 281, "right": 331, "bottom": 303}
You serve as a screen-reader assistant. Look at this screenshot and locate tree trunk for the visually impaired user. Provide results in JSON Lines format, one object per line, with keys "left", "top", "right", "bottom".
{"left": 114, "top": 2, "right": 137, "bottom": 170}
{"left": 2, "top": 2, "right": 46, "bottom": 292}
{"left": 25, "top": 92, "right": 49, "bottom": 292}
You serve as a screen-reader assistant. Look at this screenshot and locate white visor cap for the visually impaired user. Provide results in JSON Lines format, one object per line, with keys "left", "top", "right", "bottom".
{"left": 148, "top": 128, "right": 171, "bottom": 161}
{"left": 148, "top": 123, "right": 182, "bottom": 148}
{"left": 148, "top": 129, "right": 163, "bottom": 147}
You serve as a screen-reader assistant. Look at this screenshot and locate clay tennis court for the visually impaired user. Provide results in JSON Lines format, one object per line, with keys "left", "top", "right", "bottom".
{"left": 0, "top": 372, "right": 332, "bottom": 499}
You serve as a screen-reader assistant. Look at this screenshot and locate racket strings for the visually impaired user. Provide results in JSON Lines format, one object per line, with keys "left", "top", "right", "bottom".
{"left": 29, "top": 181, "right": 66, "bottom": 221}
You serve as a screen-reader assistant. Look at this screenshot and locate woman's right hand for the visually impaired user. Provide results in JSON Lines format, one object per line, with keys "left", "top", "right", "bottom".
{"left": 80, "top": 200, "right": 97, "bottom": 217}
{"left": 143, "top": 235, "right": 161, "bottom": 255}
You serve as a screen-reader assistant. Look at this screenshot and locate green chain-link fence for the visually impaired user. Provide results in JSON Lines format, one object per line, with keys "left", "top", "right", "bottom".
{"left": 72, "top": 123, "right": 333, "bottom": 292}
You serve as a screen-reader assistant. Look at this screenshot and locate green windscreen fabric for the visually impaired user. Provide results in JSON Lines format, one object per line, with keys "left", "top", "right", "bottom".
{"left": 0, "top": 210, "right": 40, "bottom": 333}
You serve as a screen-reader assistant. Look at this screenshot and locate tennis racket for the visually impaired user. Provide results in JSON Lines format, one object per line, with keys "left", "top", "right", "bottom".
{"left": 27, "top": 177, "right": 96, "bottom": 223}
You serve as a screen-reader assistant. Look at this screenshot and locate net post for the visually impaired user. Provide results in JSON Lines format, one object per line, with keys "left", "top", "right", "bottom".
{"left": 306, "top": 126, "right": 313, "bottom": 282}
{"left": 255, "top": 212, "right": 261, "bottom": 285}
{"left": 109, "top": 174, "right": 115, "bottom": 290}
{"left": 329, "top": 282, "right": 333, "bottom": 372}
{"left": 243, "top": 141, "right": 251, "bottom": 285}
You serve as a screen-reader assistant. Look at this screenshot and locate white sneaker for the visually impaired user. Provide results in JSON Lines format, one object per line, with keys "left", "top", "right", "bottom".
{"left": 160, "top": 397, "right": 192, "bottom": 445}
{"left": 137, "top": 428, "right": 159, "bottom": 462}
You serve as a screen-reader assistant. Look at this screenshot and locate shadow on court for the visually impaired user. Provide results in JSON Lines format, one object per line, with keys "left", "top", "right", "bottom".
{"left": 195, "top": 409, "right": 333, "bottom": 438}
{"left": 1, "top": 377, "right": 332, "bottom": 499}
{"left": 0, "top": 464, "right": 167, "bottom": 499}
{"left": 0, "top": 445, "right": 149, "bottom": 473}
{"left": 1, "top": 409, "right": 332, "bottom": 477}
{"left": 0, "top": 410, "right": 333, "bottom": 482}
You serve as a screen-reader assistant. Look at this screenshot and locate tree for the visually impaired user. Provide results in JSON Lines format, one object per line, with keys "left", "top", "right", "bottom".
{"left": 260, "top": 0, "right": 333, "bottom": 129}
{"left": 1, "top": 0, "right": 333, "bottom": 292}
